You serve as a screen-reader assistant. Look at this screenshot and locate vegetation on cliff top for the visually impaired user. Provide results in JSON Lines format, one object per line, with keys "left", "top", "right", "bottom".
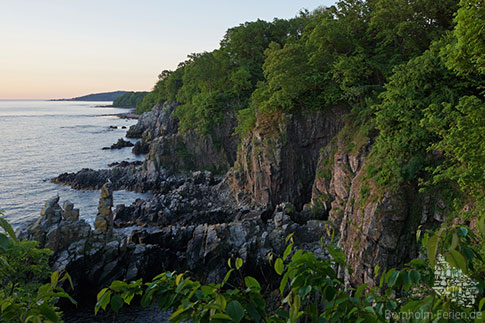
{"left": 113, "top": 91, "right": 148, "bottom": 108}
{"left": 140, "top": 0, "right": 484, "bottom": 220}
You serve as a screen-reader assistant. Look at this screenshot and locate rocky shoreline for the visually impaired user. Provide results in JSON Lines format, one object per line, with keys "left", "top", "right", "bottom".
{"left": 20, "top": 101, "right": 442, "bottom": 315}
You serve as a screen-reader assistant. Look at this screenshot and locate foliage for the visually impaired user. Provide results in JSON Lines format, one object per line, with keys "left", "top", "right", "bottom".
{"left": 97, "top": 219, "right": 485, "bottom": 322}
{"left": 370, "top": 41, "right": 471, "bottom": 191}
{"left": 422, "top": 96, "right": 485, "bottom": 212}
{"left": 112, "top": 91, "right": 148, "bottom": 108}
{"left": 443, "top": 0, "right": 485, "bottom": 74}
{"left": 368, "top": 0, "right": 484, "bottom": 218}
{"left": 0, "top": 215, "right": 76, "bottom": 322}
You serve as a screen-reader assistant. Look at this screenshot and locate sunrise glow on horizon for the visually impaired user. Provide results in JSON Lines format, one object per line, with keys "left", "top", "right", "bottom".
{"left": 0, "top": 0, "right": 335, "bottom": 100}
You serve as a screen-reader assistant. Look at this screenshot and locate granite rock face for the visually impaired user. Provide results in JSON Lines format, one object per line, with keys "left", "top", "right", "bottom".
{"left": 309, "top": 130, "right": 443, "bottom": 287}
{"left": 228, "top": 106, "right": 346, "bottom": 209}
{"left": 126, "top": 103, "right": 179, "bottom": 140}
{"left": 20, "top": 196, "right": 89, "bottom": 252}
{"left": 127, "top": 102, "right": 238, "bottom": 174}
{"left": 42, "top": 97, "right": 446, "bottom": 300}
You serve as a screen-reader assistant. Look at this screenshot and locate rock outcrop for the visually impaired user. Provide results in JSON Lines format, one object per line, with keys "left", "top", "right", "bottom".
{"left": 20, "top": 196, "right": 90, "bottom": 252}
{"left": 127, "top": 103, "right": 238, "bottom": 174}
{"left": 228, "top": 106, "right": 347, "bottom": 209}
{"left": 93, "top": 182, "right": 114, "bottom": 234}
{"left": 44, "top": 98, "right": 443, "bottom": 300}
{"left": 21, "top": 182, "right": 330, "bottom": 301}
{"left": 309, "top": 125, "right": 443, "bottom": 287}
{"left": 102, "top": 138, "right": 134, "bottom": 150}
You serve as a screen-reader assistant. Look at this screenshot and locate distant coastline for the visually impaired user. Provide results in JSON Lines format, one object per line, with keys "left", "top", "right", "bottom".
{"left": 51, "top": 90, "right": 128, "bottom": 102}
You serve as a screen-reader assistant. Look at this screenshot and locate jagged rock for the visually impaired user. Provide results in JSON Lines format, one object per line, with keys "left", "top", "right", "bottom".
{"left": 52, "top": 166, "right": 152, "bottom": 191}
{"left": 20, "top": 197, "right": 90, "bottom": 251}
{"left": 108, "top": 160, "right": 143, "bottom": 168}
{"left": 126, "top": 102, "right": 237, "bottom": 173}
{"left": 126, "top": 103, "right": 179, "bottom": 139}
{"left": 62, "top": 200, "right": 80, "bottom": 221}
{"left": 94, "top": 182, "right": 114, "bottom": 234}
{"left": 132, "top": 140, "right": 150, "bottom": 154}
{"left": 102, "top": 138, "right": 134, "bottom": 150}
{"left": 228, "top": 106, "right": 347, "bottom": 209}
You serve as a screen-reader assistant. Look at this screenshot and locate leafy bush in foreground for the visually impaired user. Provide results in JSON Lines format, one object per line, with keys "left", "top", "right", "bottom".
{"left": 96, "top": 218, "right": 485, "bottom": 322}
{"left": 0, "top": 214, "right": 76, "bottom": 322}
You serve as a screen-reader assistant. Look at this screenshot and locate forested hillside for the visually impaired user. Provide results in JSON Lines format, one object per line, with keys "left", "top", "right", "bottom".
{"left": 140, "top": 0, "right": 483, "bottom": 216}
{"left": 113, "top": 91, "right": 148, "bottom": 108}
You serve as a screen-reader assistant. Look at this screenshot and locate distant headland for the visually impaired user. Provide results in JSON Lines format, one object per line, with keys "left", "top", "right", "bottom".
{"left": 51, "top": 91, "right": 128, "bottom": 101}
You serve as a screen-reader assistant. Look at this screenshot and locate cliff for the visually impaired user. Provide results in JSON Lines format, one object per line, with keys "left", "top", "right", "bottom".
{"left": 42, "top": 98, "right": 447, "bottom": 297}
{"left": 128, "top": 103, "right": 238, "bottom": 175}
{"left": 227, "top": 106, "right": 347, "bottom": 210}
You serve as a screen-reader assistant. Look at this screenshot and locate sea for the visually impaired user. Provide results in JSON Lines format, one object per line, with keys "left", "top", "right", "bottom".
{"left": 0, "top": 100, "right": 151, "bottom": 229}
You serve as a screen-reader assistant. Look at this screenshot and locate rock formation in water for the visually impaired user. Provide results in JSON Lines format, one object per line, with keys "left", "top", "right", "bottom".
{"left": 102, "top": 138, "right": 134, "bottom": 150}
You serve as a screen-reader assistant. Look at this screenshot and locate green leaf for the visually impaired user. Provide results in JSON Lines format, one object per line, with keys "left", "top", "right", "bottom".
{"left": 283, "top": 243, "right": 293, "bottom": 261}
{"left": 0, "top": 233, "right": 9, "bottom": 251}
{"left": 109, "top": 280, "right": 126, "bottom": 291}
{"left": 478, "top": 217, "right": 485, "bottom": 237}
{"left": 38, "top": 303, "right": 60, "bottom": 323}
{"left": 244, "top": 276, "right": 261, "bottom": 290}
{"left": 95, "top": 290, "right": 111, "bottom": 315}
{"left": 479, "top": 297, "right": 485, "bottom": 311}
{"left": 445, "top": 250, "right": 468, "bottom": 274}
{"left": 0, "top": 218, "right": 17, "bottom": 243}
{"left": 449, "top": 232, "right": 459, "bottom": 251}
{"left": 457, "top": 227, "right": 468, "bottom": 237}
{"left": 211, "top": 313, "right": 233, "bottom": 320}
{"left": 355, "top": 283, "right": 368, "bottom": 299}
{"left": 274, "top": 258, "right": 284, "bottom": 275}
{"left": 110, "top": 294, "right": 123, "bottom": 313}
{"left": 285, "top": 233, "right": 294, "bottom": 243}
{"left": 426, "top": 234, "right": 439, "bottom": 268}
{"left": 175, "top": 273, "right": 184, "bottom": 286}
{"left": 170, "top": 306, "right": 191, "bottom": 321}
{"left": 222, "top": 269, "right": 233, "bottom": 286}
{"left": 410, "top": 270, "right": 421, "bottom": 284}
{"left": 374, "top": 265, "right": 380, "bottom": 277}
{"left": 50, "top": 271, "right": 59, "bottom": 287}
{"left": 279, "top": 271, "right": 290, "bottom": 295}
{"left": 236, "top": 258, "right": 243, "bottom": 270}
{"left": 387, "top": 270, "right": 400, "bottom": 288}
{"left": 226, "top": 301, "right": 244, "bottom": 323}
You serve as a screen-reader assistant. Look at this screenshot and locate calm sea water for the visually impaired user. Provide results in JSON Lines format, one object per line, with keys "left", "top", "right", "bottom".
{"left": 0, "top": 100, "right": 151, "bottom": 228}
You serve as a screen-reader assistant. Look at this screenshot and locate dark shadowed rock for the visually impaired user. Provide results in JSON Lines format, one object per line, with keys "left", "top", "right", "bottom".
{"left": 102, "top": 138, "right": 134, "bottom": 150}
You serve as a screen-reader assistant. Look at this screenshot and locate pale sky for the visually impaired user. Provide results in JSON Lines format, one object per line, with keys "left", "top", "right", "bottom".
{"left": 0, "top": 0, "right": 336, "bottom": 99}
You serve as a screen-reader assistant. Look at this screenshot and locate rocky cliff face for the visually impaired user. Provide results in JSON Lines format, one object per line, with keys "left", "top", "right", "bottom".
{"left": 309, "top": 125, "right": 443, "bottom": 287}
{"left": 43, "top": 100, "right": 445, "bottom": 299}
{"left": 228, "top": 106, "right": 347, "bottom": 210}
{"left": 129, "top": 102, "right": 238, "bottom": 175}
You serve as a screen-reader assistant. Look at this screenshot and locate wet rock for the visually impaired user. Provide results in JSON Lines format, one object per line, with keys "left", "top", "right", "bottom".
{"left": 108, "top": 160, "right": 143, "bottom": 168}
{"left": 102, "top": 138, "right": 134, "bottom": 150}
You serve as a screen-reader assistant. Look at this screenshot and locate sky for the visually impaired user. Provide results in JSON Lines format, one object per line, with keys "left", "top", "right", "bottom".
{"left": 0, "top": 0, "right": 336, "bottom": 99}
{"left": 0, "top": 0, "right": 334, "bottom": 99}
